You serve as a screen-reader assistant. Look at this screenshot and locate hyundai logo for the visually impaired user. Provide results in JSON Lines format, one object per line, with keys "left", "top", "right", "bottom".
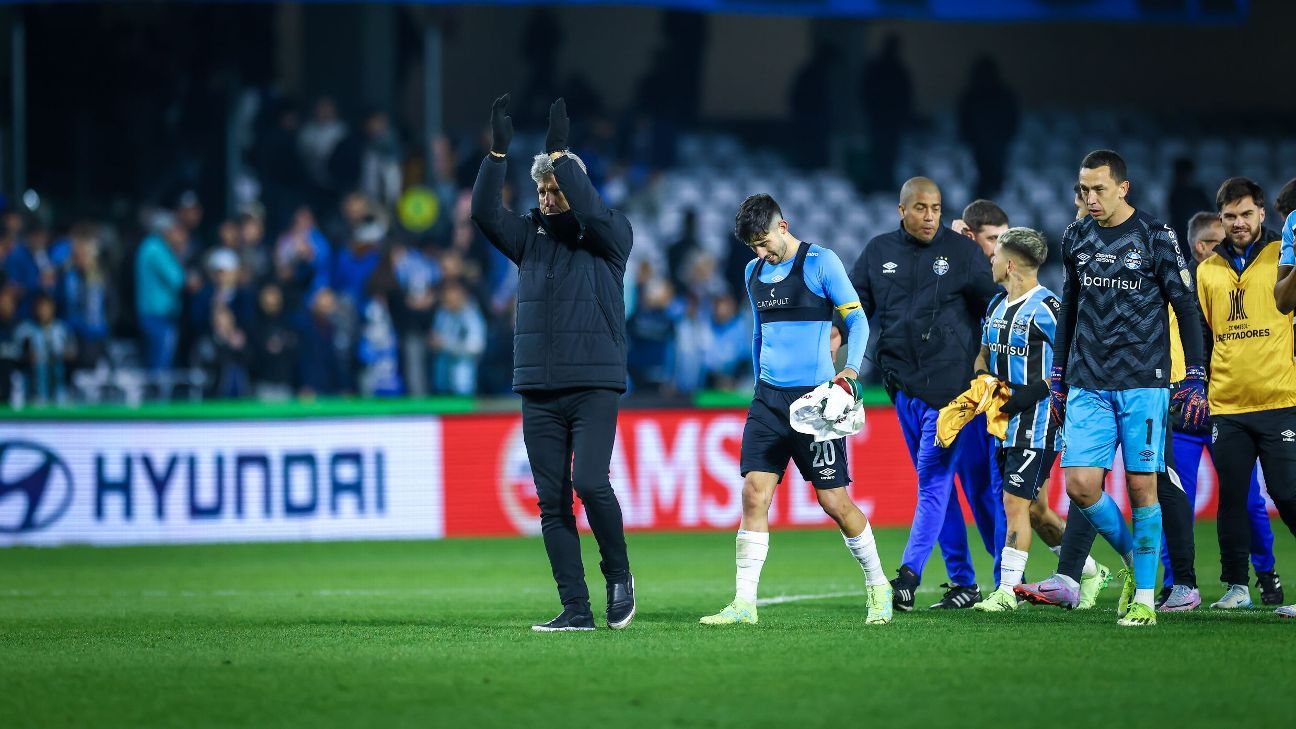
{"left": 0, "top": 441, "right": 74, "bottom": 533}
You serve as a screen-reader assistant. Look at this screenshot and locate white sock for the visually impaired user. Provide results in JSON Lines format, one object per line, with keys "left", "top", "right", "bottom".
{"left": 1050, "top": 545, "right": 1099, "bottom": 578}
{"left": 1134, "top": 588, "right": 1155, "bottom": 608}
{"left": 1000, "top": 547, "right": 1029, "bottom": 588}
{"left": 1056, "top": 573, "right": 1079, "bottom": 591}
{"left": 735, "top": 530, "right": 770, "bottom": 603}
{"left": 843, "top": 524, "right": 888, "bottom": 586}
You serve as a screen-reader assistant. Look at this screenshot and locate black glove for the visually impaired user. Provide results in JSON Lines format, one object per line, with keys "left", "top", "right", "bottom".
{"left": 489, "top": 93, "right": 513, "bottom": 155}
{"left": 544, "top": 97, "right": 569, "bottom": 153}
{"left": 1001, "top": 379, "right": 1050, "bottom": 416}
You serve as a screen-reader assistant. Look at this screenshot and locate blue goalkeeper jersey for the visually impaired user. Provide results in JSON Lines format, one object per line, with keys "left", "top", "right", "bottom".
{"left": 746, "top": 242, "right": 869, "bottom": 388}
{"left": 983, "top": 285, "right": 1062, "bottom": 450}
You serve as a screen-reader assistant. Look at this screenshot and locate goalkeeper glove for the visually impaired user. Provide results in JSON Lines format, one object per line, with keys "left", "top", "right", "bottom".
{"left": 1171, "top": 365, "right": 1209, "bottom": 432}
{"left": 1049, "top": 365, "right": 1068, "bottom": 427}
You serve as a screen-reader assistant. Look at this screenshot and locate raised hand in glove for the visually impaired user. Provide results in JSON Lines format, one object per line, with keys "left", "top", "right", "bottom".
{"left": 1049, "top": 365, "right": 1068, "bottom": 427}
{"left": 545, "top": 97, "right": 570, "bottom": 153}
{"left": 489, "top": 93, "right": 513, "bottom": 156}
{"left": 1171, "top": 365, "right": 1210, "bottom": 432}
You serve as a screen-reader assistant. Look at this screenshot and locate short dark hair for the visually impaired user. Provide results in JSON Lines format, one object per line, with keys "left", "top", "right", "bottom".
{"left": 1187, "top": 211, "right": 1221, "bottom": 244}
{"left": 1275, "top": 178, "right": 1296, "bottom": 220}
{"left": 734, "top": 194, "right": 782, "bottom": 245}
{"left": 962, "top": 199, "right": 1009, "bottom": 232}
{"left": 1215, "top": 176, "right": 1265, "bottom": 212}
{"left": 1080, "top": 149, "right": 1127, "bottom": 183}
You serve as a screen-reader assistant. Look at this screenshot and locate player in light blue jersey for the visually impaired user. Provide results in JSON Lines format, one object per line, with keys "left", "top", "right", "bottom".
{"left": 970, "top": 228, "right": 1110, "bottom": 611}
{"left": 701, "top": 194, "right": 892, "bottom": 626}
{"left": 1275, "top": 178, "right": 1296, "bottom": 314}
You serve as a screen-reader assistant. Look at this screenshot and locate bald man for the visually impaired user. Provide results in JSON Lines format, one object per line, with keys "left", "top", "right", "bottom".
{"left": 850, "top": 177, "right": 1001, "bottom": 610}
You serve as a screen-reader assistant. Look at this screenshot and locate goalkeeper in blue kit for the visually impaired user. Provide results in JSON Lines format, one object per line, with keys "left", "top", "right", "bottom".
{"left": 1016, "top": 151, "right": 1207, "bottom": 626}
{"left": 700, "top": 194, "right": 892, "bottom": 626}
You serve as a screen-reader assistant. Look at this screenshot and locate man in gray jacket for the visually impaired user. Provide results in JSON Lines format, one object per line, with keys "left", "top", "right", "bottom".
{"left": 470, "top": 95, "right": 634, "bottom": 632}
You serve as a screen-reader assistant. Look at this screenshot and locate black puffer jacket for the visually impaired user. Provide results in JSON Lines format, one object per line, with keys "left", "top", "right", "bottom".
{"left": 850, "top": 224, "right": 999, "bottom": 408}
{"left": 470, "top": 154, "right": 632, "bottom": 393}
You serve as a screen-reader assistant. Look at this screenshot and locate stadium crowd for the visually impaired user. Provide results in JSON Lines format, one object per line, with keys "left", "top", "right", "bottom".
{"left": 0, "top": 95, "right": 758, "bottom": 407}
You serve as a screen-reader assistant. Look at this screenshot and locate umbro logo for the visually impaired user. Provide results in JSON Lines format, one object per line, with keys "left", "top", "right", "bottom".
{"left": 883, "top": 262, "right": 898, "bottom": 274}
{"left": 1077, "top": 253, "right": 1091, "bottom": 266}
{"left": 1009, "top": 474, "right": 1024, "bottom": 485}
{"left": 819, "top": 468, "right": 836, "bottom": 477}
{"left": 1283, "top": 430, "right": 1295, "bottom": 442}
{"left": 536, "top": 227, "right": 548, "bottom": 236}
{"left": 1139, "top": 449, "right": 1155, "bottom": 459}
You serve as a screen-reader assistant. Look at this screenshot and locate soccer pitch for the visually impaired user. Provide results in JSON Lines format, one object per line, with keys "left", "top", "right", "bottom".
{"left": 2, "top": 524, "right": 1293, "bottom": 728}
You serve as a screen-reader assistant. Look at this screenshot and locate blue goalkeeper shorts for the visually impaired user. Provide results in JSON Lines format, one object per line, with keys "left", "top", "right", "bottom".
{"left": 1060, "top": 387, "right": 1169, "bottom": 473}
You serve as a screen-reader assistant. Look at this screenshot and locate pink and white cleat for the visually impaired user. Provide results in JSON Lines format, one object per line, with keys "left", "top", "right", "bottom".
{"left": 1014, "top": 574, "right": 1080, "bottom": 610}
{"left": 1156, "top": 584, "right": 1201, "bottom": 612}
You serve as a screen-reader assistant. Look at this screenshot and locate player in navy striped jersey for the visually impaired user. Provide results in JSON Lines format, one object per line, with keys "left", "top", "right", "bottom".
{"left": 970, "top": 228, "right": 1108, "bottom": 611}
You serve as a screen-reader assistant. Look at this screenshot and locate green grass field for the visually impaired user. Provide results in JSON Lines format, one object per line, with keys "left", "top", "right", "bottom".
{"left": 2, "top": 524, "right": 1294, "bottom": 728}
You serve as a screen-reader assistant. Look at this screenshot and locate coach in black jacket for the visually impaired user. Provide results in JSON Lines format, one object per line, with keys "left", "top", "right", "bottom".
{"left": 470, "top": 95, "right": 634, "bottom": 632}
{"left": 849, "top": 176, "right": 1000, "bottom": 610}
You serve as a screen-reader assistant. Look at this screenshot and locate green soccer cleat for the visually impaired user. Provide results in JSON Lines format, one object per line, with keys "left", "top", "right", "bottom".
{"left": 1115, "top": 568, "right": 1136, "bottom": 617}
{"left": 1077, "top": 562, "right": 1113, "bottom": 611}
{"left": 973, "top": 586, "right": 1020, "bottom": 612}
{"left": 700, "top": 598, "right": 758, "bottom": 625}
{"left": 865, "top": 583, "right": 894, "bottom": 624}
{"left": 1117, "top": 601, "right": 1158, "bottom": 626}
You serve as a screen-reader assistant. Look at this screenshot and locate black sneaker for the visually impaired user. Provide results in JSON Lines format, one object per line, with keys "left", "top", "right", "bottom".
{"left": 1155, "top": 585, "right": 1173, "bottom": 609}
{"left": 1257, "top": 571, "right": 1284, "bottom": 606}
{"left": 531, "top": 606, "right": 596, "bottom": 633}
{"left": 929, "top": 583, "right": 982, "bottom": 609}
{"left": 606, "top": 575, "right": 636, "bottom": 629}
{"left": 891, "top": 565, "right": 919, "bottom": 612}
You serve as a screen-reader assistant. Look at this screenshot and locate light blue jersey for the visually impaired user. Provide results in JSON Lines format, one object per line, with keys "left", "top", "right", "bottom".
{"left": 746, "top": 242, "right": 869, "bottom": 388}
{"left": 1281, "top": 209, "right": 1295, "bottom": 267}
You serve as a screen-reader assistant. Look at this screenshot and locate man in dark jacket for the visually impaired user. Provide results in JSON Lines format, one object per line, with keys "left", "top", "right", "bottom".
{"left": 470, "top": 95, "right": 635, "bottom": 632}
{"left": 850, "top": 177, "right": 1001, "bottom": 611}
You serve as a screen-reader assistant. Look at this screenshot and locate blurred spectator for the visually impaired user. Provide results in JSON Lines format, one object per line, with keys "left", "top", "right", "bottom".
{"left": 358, "top": 250, "right": 406, "bottom": 398}
{"left": 390, "top": 241, "right": 440, "bottom": 396}
{"left": 197, "top": 306, "right": 251, "bottom": 399}
{"left": 191, "top": 248, "right": 256, "bottom": 343}
{"left": 248, "top": 283, "right": 298, "bottom": 401}
{"left": 329, "top": 109, "right": 402, "bottom": 208}
{"left": 478, "top": 295, "right": 516, "bottom": 396}
{"left": 331, "top": 218, "right": 384, "bottom": 312}
{"left": 295, "top": 287, "right": 353, "bottom": 397}
{"left": 298, "top": 96, "right": 347, "bottom": 190}
{"left": 15, "top": 293, "right": 75, "bottom": 405}
{"left": 705, "top": 293, "right": 750, "bottom": 389}
{"left": 789, "top": 43, "right": 841, "bottom": 169}
{"left": 322, "top": 191, "right": 374, "bottom": 257}
{"left": 1169, "top": 156, "right": 1213, "bottom": 255}
{"left": 57, "top": 225, "right": 112, "bottom": 371}
{"left": 680, "top": 250, "right": 729, "bottom": 308}
{"left": 251, "top": 99, "right": 308, "bottom": 236}
{"left": 0, "top": 291, "right": 20, "bottom": 404}
{"left": 175, "top": 190, "right": 206, "bottom": 249}
{"left": 859, "top": 35, "right": 913, "bottom": 192}
{"left": 237, "top": 212, "right": 271, "bottom": 282}
{"left": 672, "top": 293, "right": 713, "bottom": 394}
{"left": 627, "top": 276, "right": 675, "bottom": 394}
{"left": 274, "top": 205, "right": 332, "bottom": 302}
{"left": 4, "top": 221, "right": 56, "bottom": 318}
{"left": 666, "top": 209, "right": 700, "bottom": 291}
{"left": 958, "top": 56, "right": 1020, "bottom": 200}
{"left": 430, "top": 280, "right": 485, "bottom": 396}
{"left": 135, "top": 214, "right": 188, "bottom": 373}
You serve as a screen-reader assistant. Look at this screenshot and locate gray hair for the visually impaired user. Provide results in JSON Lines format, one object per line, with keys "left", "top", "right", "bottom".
{"left": 998, "top": 226, "right": 1047, "bottom": 268}
{"left": 531, "top": 152, "right": 588, "bottom": 183}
